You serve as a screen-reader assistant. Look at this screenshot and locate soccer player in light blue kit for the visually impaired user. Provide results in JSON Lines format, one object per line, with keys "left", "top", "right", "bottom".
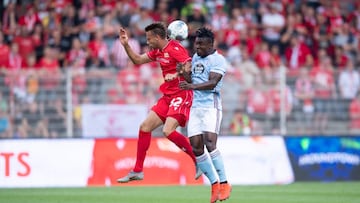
{"left": 179, "top": 27, "right": 231, "bottom": 203}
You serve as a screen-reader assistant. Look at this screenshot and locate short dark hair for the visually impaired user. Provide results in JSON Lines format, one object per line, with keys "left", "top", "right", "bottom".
{"left": 145, "top": 22, "right": 167, "bottom": 39}
{"left": 196, "top": 27, "right": 214, "bottom": 44}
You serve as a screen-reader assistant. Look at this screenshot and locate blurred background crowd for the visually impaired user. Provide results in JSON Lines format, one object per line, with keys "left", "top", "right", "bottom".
{"left": 1, "top": 0, "right": 360, "bottom": 139}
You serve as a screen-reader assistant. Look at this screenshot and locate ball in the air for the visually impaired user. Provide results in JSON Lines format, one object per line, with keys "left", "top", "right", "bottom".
{"left": 167, "top": 20, "right": 188, "bottom": 40}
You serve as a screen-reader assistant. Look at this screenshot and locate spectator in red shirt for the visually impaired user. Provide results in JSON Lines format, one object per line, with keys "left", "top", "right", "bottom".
{"left": 333, "top": 46, "right": 349, "bottom": 70}
{"left": 284, "top": 34, "right": 313, "bottom": 74}
{"left": 0, "top": 31, "right": 10, "bottom": 69}
{"left": 246, "top": 76, "right": 271, "bottom": 118}
{"left": 13, "top": 26, "right": 36, "bottom": 61}
{"left": 87, "top": 29, "right": 110, "bottom": 68}
{"left": 4, "top": 42, "right": 33, "bottom": 102}
{"left": 36, "top": 46, "right": 61, "bottom": 100}
{"left": 245, "top": 26, "right": 262, "bottom": 57}
{"left": 5, "top": 42, "right": 23, "bottom": 72}
{"left": 328, "top": 5, "right": 344, "bottom": 34}
{"left": 223, "top": 19, "right": 242, "bottom": 48}
{"left": 254, "top": 41, "right": 272, "bottom": 69}
{"left": 18, "top": 4, "right": 41, "bottom": 33}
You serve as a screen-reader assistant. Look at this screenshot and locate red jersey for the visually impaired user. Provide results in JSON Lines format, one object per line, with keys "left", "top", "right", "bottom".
{"left": 36, "top": 58, "right": 59, "bottom": 71}
{"left": 14, "top": 36, "right": 35, "bottom": 59}
{"left": 147, "top": 40, "right": 191, "bottom": 95}
{"left": 246, "top": 89, "right": 269, "bottom": 114}
{"left": 0, "top": 44, "right": 10, "bottom": 67}
{"left": 310, "top": 67, "right": 334, "bottom": 98}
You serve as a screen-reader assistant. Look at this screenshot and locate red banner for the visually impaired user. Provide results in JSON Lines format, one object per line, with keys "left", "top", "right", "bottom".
{"left": 87, "top": 138, "right": 203, "bottom": 186}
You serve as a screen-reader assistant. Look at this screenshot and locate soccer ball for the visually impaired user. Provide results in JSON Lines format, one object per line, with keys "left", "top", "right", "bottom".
{"left": 167, "top": 20, "right": 188, "bottom": 40}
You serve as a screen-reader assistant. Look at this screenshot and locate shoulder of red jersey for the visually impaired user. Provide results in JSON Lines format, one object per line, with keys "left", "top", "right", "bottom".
{"left": 167, "top": 39, "right": 186, "bottom": 52}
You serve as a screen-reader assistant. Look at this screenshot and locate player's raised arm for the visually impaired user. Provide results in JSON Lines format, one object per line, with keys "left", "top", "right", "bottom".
{"left": 118, "top": 27, "right": 151, "bottom": 65}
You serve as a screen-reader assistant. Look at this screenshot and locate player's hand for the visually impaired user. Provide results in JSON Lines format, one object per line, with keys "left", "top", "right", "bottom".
{"left": 179, "top": 81, "right": 194, "bottom": 90}
{"left": 176, "top": 63, "right": 185, "bottom": 74}
{"left": 118, "top": 27, "right": 129, "bottom": 45}
{"left": 164, "top": 73, "right": 179, "bottom": 81}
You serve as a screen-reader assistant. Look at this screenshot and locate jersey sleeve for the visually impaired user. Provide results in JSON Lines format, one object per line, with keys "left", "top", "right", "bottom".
{"left": 211, "top": 55, "right": 227, "bottom": 76}
{"left": 146, "top": 49, "right": 157, "bottom": 61}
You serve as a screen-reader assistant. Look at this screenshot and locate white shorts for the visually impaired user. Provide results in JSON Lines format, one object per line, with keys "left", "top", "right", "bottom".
{"left": 187, "top": 108, "right": 222, "bottom": 137}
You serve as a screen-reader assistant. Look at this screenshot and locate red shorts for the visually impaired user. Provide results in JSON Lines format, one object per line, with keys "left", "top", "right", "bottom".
{"left": 151, "top": 90, "right": 193, "bottom": 127}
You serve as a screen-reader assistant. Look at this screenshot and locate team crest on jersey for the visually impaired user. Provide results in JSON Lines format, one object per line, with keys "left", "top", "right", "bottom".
{"left": 164, "top": 53, "right": 169, "bottom": 58}
{"left": 194, "top": 63, "right": 205, "bottom": 74}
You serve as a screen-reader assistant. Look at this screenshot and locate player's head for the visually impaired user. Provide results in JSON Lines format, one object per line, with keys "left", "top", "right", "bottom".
{"left": 145, "top": 22, "right": 167, "bottom": 49}
{"left": 194, "top": 27, "right": 215, "bottom": 58}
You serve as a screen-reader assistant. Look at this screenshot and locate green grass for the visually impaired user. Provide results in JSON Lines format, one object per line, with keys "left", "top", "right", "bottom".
{"left": 0, "top": 182, "right": 359, "bottom": 203}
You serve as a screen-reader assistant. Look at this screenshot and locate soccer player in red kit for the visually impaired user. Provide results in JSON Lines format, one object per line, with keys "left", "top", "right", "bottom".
{"left": 117, "top": 22, "right": 197, "bottom": 183}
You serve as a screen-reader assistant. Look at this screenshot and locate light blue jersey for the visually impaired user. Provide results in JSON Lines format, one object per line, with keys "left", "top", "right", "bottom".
{"left": 191, "top": 50, "right": 226, "bottom": 110}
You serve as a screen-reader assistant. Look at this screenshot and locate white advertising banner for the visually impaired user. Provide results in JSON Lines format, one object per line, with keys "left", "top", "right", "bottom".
{"left": 0, "top": 139, "right": 94, "bottom": 188}
{"left": 81, "top": 104, "right": 148, "bottom": 138}
{"left": 215, "top": 136, "right": 294, "bottom": 185}
{"left": 0, "top": 136, "right": 294, "bottom": 188}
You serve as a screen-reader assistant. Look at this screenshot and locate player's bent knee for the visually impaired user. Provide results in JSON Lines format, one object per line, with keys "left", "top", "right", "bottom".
{"left": 192, "top": 147, "right": 205, "bottom": 156}
{"left": 139, "top": 122, "right": 154, "bottom": 132}
{"left": 205, "top": 143, "right": 217, "bottom": 152}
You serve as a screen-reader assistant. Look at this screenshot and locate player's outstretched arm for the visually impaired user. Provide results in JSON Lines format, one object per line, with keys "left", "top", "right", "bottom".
{"left": 195, "top": 72, "right": 222, "bottom": 90}
{"left": 118, "top": 28, "right": 151, "bottom": 65}
{"left": 180, "top": 72, "right": 222, "bottom": 90}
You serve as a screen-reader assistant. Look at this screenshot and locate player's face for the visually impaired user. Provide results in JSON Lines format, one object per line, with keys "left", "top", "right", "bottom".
{"left": 194, "top": 37, "right": 212, "bottom": 58}
{"left": 145, "top": 31, "right": 160, "bottom": 49}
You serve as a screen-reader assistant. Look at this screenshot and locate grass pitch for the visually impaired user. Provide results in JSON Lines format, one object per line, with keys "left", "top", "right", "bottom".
{"left": 0, "top": 182, "right": 359, "bottom": 203}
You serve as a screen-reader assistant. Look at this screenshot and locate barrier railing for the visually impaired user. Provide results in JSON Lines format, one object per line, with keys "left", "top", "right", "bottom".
{"left": 0, "top": 67, "right": 356, "bottom": 138}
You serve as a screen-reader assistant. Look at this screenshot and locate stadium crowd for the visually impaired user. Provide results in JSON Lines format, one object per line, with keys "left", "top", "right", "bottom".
{"left": 1, "top": 0, "right": 360, "bottom": 138}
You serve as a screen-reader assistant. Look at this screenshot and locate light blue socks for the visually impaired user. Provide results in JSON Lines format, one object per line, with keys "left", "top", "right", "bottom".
{"left": 210, "top": 149, "right": 227, "bottom": 183}
{"left": 196, "top": 153, "right": 218, "bottom": 184}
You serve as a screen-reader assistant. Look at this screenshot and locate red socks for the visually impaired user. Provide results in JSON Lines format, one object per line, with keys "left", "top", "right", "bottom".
{"left": 133, "top": 130, "right": 196, "bottom": 172}
{"left": 133, "top": 130, "right": 151, "bottom": 172}
{"left": 167, "top": 131, "right": 196, "bottom": 164}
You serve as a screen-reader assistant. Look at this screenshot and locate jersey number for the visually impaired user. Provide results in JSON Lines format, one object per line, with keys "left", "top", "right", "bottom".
{"left": 170, "top": 97, "right": 183, "bottom": 110}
